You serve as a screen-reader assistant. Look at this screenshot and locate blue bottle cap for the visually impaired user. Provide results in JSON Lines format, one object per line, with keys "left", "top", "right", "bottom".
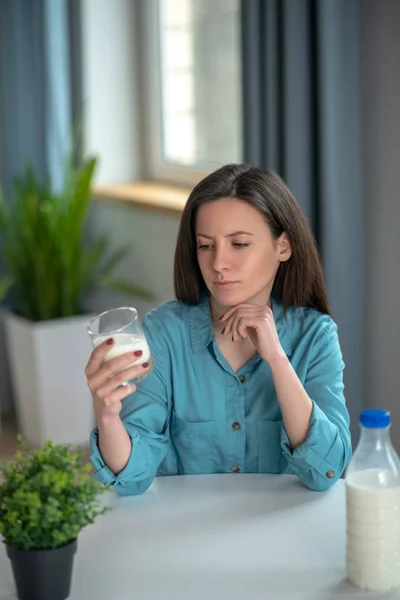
{"left": 360, "top": 409, "right": 391, "bottom": 428}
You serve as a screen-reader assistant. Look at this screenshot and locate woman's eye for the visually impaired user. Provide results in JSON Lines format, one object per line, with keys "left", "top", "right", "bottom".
{"left": 197, "top": 242, "right": 250, "bottom": 250}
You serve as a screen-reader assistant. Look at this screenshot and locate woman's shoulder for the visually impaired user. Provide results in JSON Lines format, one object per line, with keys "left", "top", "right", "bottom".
{"left": 287, "top": 305, "right": 340, "bottom": 350}
{"left": 292, "top": 304, "right": 336, "bottom": 328}
{"left": 142, "top": 300, "right": 190, "bottom": 348}
{"left": 144, "top": 300, "right": 188, "bottom": 327}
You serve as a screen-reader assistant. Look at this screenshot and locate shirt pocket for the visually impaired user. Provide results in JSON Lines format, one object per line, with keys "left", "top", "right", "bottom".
{"left": 171, "top": 412, "right": 217, "bottom": 474}
{"left": 257, "top": 419, "right": 282, "bottom": 474}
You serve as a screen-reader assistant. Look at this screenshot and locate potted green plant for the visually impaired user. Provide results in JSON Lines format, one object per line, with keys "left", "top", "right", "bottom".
{"left": 0, "top": 436, "right": 111, "bottom": 600}
{"left": 0, "top": 155, "right": 152, "bottom": 447}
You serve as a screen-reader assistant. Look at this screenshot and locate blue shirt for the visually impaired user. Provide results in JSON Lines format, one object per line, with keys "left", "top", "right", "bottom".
{"left": 90, "top": 296, "right": 352, "bottom": 495}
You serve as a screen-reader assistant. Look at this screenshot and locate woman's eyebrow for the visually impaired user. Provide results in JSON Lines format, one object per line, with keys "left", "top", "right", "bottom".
{"left": 196, "top": 231, "right": 254, "bottom": 239}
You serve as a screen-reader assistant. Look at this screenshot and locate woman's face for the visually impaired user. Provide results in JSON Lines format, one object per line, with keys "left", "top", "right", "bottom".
{"left": 195, "top": 197, "right": 291, "bottom": 308}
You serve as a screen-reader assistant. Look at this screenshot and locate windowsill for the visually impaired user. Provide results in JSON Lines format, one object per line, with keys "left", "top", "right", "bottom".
{"left": 93, "top": 181, "right": 192, "bottom": 216}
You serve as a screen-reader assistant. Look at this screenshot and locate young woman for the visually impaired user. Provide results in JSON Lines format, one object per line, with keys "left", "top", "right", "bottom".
{"left": 86, "top": 164, "right": 351, "bottom": 496}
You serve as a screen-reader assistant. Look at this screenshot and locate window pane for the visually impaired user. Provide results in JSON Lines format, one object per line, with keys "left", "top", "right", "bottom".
{"left": 158, "top": 0, "right": 242, "bottom": 169}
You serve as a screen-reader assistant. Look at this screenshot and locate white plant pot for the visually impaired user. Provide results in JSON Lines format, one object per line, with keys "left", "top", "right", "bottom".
{"left": 4, "top": 311, "right": 95, "bottom": 447}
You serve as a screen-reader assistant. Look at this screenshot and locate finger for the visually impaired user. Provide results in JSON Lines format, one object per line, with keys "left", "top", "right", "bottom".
{"left": 222, "top": 306, "right": 266, "bottom": 336}
{"left": 222, "top": 309, "right": 251, "bottom": 337}
{"left": 259, "top": 306, "right": 273, "bottom": 321}
{"left": 85, "top": 337, "right": 115, "bottom": 377}
{"left": 221, "top": 314, "right": 235, "bottom": 336}
{"left": 219, "top": 307, "right": 237, "bottom": 323}
{"left": 233, "top": 315, "right": 254, "bottom": 341}
{"left": 231, "top": 313, "right": 243, "bottom": 342}
{"left": 237, "top": 320, "right": 249, "bottom": 339}
{"left": 95, "top": 363, "right": 150, "bottom": 398}
{"left": 235, "top": 316, "right": 261, "bottom": 341}
{"left": 99, "top": 382, "right": 137, "bottom": 408}
{"left": 101, "top": 350, "right": 145, "bottom": 377}
{"left": 236, "top": 318, "right": 249, "bottom": 340}
{"left": 87, "top": 350, "right": 143, "bottom": 391}
{"left": 219, "top": 303, "right": 257, "bottom": 322}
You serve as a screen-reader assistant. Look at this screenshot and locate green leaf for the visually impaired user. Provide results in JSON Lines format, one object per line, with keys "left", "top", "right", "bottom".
{"left": 0, "top": 189, "right": 9, "bottom": 228}
{"left": 97, "top": 275, "right": 154, "bottom": 299}
{"left": 99, "top": 245, "right": 131, "bottom": 277}
{"left": 0, "top": 275, "right": 14, "bottom": 302}
{"left": 80, "top": 237, "right": 109, "bottom": 277}
{"left": 0, "top": 144, "right": 154, "bottom": 321}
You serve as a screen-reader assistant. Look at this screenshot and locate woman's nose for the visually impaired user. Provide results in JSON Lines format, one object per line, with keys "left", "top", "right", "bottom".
{"left": 212, "top": 248, "right": 230, "bottom": 272}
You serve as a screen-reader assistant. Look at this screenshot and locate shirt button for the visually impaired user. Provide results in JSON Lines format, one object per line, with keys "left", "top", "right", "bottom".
{"left": 326, "top": 470, "right": 335, "bottom": 479}
{"left": 238, "top": 375, "right": 246, "bottom": 383}
{"left": 232, "top": 422, "right": 241, "bottom": 431}
{"left": 230, "top": 465, "right": 240, "bottom": 473}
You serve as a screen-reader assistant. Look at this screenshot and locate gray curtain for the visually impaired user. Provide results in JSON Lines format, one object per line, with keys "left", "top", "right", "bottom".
{"left": 241, "top": 0, "right": 364, "bottom": 443}
{"left": 0, "top": 0, "right": 74, "bottom": 194}
{"left": 0, "top": 0, "right": 77, "bottom": 414}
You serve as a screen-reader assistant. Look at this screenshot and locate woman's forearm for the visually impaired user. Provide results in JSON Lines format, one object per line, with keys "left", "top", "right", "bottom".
{"left": 97, "top": 414, "right": 132, "bottom": 474}
{"left": 269, "top": 354, "right": 313, "bottom": 450}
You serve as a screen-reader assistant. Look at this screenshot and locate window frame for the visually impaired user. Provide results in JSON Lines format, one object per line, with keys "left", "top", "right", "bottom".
{"left": 141, "top": 0, "right": 243, "bottom": 187}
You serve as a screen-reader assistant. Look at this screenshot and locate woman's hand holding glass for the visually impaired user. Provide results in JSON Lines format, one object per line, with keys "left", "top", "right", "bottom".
{"left": 86, "top": 307, "right": 154, "bottom": 418}
{"left": 85, "top": 338, "right": 150, "bottom": 418}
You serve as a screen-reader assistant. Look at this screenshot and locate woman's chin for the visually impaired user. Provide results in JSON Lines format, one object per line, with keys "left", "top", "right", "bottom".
{"left": 212, "top": 290, "right": 269, "bottom": 309}
{"left": 211, "top": 286, "right": 250, "bottom": 306}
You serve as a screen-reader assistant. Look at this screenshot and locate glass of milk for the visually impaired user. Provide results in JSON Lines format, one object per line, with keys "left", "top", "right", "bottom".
{"left": 87, "top": 307, "right": 153, "bottom": 384}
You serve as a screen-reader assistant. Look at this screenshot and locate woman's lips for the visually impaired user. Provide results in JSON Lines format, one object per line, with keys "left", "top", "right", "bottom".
{"left": 213, "top": 281, "right": 238, "bottom": 289}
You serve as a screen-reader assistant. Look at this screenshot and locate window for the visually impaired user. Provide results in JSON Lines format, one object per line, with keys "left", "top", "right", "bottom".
{"left": 142, "top": 0, "right": 242, "bottom": 186}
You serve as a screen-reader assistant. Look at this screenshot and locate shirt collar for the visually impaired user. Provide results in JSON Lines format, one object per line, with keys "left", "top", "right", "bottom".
{"left": 188, "top": 294, "right": 293, "bottom": 357}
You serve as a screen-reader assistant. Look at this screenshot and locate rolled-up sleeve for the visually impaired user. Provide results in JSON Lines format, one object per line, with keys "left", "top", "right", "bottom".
{"left": 90, "top": 313, "right": 171, "bottom": 496}
{"left": 280, "top": 321, "right": 352, "bottom": 491}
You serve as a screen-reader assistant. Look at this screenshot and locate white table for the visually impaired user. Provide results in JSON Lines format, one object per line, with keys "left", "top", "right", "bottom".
{"left": 1, "top": 474, "right": 400, "bottom": 600}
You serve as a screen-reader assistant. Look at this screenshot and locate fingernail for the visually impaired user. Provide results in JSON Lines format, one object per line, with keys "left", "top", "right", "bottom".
{"left": 142, "top": 362, "right": 149, "bottom": 368}
{"left": 221, "top": 328, "right": 225, "bottom": 334}
{"left": 106, "top": 338, "right": 114, "bottom": 345}
{"left": 134, "top": 350, "right": 143, "bottom": 357}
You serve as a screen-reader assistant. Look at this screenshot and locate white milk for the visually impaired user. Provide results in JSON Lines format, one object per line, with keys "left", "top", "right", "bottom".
{"left": 93, "top": 333, "right": 151, "bottom": 368}
{"left": 346, "top": 468, "right": 400, "bottom": 591}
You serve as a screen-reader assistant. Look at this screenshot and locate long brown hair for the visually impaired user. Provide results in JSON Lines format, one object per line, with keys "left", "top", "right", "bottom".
{"left": 174, "top": 164, "right": 331, "bottom": 315}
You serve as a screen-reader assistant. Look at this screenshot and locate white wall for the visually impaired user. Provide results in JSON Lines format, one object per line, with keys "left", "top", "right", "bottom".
{"left": 86, "top": 200, "right": 180, "bottom": 317}
{"left": 360, "top": 0, "right": 400, "bottom": 448}
{"left": 80, "top": 0, "right": 142, "bottom": 184}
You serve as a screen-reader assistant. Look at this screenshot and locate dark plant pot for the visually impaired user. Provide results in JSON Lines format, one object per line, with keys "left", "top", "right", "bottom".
{"left": 6, "top": 538, "right": 77, "bottom": 600}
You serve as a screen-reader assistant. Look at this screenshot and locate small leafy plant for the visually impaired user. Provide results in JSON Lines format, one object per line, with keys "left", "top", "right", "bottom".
{"left": 0, "top": 436, "right": 111, "bottom": 551}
